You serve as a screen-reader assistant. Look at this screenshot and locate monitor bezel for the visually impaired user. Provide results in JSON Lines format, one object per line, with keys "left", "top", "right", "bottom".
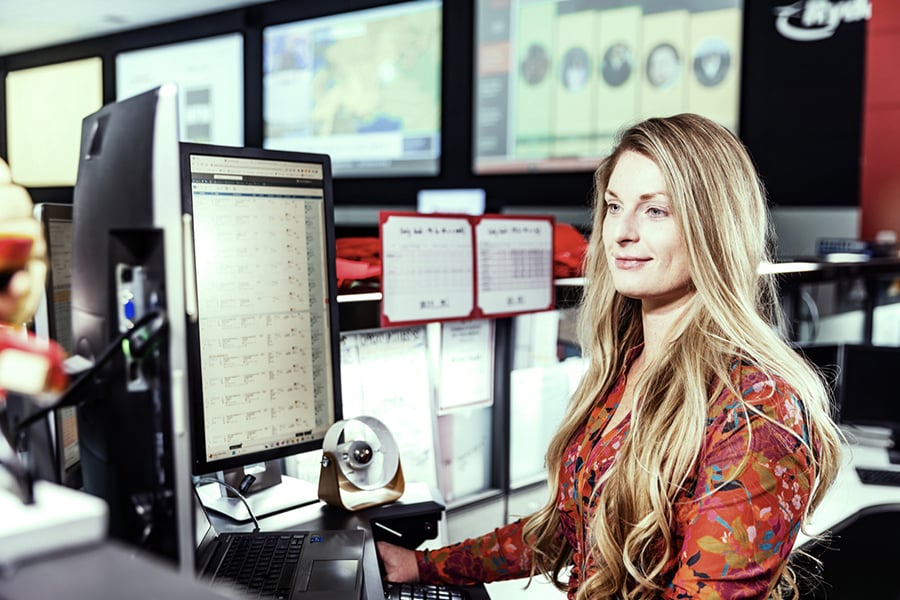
{"left": 178, "top": 142, "right": 344, "bottom": 477}
{"left": 32, "top": 201, "right": 82, "bottom": 489}
{"left": 837, "top": 343, "right": 900, "bottom": 432}
{"left": 260, "top": 0, "right": 443, "bottom": 179}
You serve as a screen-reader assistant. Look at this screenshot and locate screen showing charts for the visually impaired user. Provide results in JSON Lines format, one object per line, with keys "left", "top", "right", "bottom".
{"left": 263, "top": 0, "right": 442, "bottom": 178}
{"left": 473, "top": 0, "right": 742, "bottom": 174}
{"left": 182, "top": 145, "right": 340, "bottom": 473}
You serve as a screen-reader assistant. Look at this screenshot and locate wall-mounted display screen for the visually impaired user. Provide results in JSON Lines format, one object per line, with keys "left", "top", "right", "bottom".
{"left": 473, "top": 0, "right": 742, "bottom": 175}
{"left": 263, "top": 0, "right": 442, "bottom": 178}
{"left": 5, "top": 57, "right": 103, "bottom": 187}
{"left": 116, "top": 33, "right": 245, "bottom": 146}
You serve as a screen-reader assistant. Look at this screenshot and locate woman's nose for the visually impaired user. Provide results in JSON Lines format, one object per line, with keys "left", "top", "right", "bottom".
{"left": 611, "top": 211, "right": 638, "bottom": 244}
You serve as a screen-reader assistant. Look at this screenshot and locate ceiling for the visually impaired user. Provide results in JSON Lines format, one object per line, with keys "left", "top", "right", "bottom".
{"left": 0, "top": 0, "right": 273, "bottom": 57}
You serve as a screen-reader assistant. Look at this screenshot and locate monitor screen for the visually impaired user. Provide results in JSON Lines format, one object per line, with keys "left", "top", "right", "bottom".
{"left": 473, "top": 0, "right": 742, "bottom": 174}
{"left": 262, "top": 0, "right": 442, "bottom": 178}
{"left": 795, "top": 343, "right": 900, "bottom": 433}
{"left": 115, "top": 33, "right": 245, "bottom": 146}
{"left": 5, "top": 57, "right": 103, "bottom": 186}
{"left": 839, "top": 344, "right": 900, "bottom": 431}
{"left": 180, "top": 143, "right": 342, "bottom": 515}
{"left": 32, "top": 202, "right": 81, "bottom": 489}
{"left": 72, "top": 84, "right": 195, "bottom": 571}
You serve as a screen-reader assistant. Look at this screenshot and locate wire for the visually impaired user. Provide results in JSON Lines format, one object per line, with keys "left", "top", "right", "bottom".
{"left": 13, "top": 310, "right": 167, "bottom": 436}
{"left": 194, "top": 476, "right": 261, "bottom": 532}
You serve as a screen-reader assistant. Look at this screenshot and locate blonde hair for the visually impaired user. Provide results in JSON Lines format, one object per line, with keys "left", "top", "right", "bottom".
{"left": 523, "top": 114, "right": 842, "bottom": 599}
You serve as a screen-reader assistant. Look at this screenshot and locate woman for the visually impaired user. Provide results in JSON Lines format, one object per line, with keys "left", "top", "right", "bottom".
{"left": 378, "top": 114, "right": 843, "bottom": 599}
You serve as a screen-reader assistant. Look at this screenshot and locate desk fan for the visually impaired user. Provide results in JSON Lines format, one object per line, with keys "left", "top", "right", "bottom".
{"left": 318, "top": 416, "right": 405, "bottom": 511}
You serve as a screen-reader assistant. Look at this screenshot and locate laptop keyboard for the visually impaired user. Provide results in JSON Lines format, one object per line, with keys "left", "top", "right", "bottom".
{"left": 214, "top": 533, "right": 306, "bottom": 599}
{"left": 857, "top": 467, "right": 900, "bottom": 487}
{"left": 383, "top": 582, "right": 470, "bottom": 600}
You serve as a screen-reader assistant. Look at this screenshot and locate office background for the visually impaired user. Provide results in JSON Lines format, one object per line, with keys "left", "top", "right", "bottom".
{"left": 0, "top": 0, "right": 897, "bottom": 242}
{"left": 2, "top": 3, "right": 900, "bottom": 598}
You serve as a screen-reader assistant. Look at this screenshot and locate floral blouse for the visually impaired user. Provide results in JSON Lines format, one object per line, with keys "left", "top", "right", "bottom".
{"left": 415, "top": 359, "right": 815, "bottom": 599}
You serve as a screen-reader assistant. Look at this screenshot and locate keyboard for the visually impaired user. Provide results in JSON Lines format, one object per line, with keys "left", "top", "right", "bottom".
{"left": 384, "top": 582, "right": 470, "bottom": 600}
{"left": 214, "top": 533, "right": 305, "bottom": 599}
{"left": 856, "top": 467, "right": 900, "bottom": 487}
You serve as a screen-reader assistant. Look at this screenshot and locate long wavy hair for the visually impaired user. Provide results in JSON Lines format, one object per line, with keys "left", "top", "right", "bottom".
{"left": 522, "top": 114, "right": 842, "bottom": 599}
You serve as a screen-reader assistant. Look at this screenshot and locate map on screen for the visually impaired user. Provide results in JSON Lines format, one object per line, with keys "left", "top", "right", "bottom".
{"left": 263, "top": 0, "right": 442, "bottom": 178}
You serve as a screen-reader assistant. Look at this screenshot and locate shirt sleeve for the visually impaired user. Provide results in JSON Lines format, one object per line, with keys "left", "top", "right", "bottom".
{"left": 415, "top": 518, "right": 535, "bottom": 585}
{"left": 663, "top": 373, "right": 815, "bottom": 600}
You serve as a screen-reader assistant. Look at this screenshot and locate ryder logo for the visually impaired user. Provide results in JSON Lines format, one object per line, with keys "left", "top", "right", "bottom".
{"left": 774, "top": 0, "right": 871, "bottom": 41}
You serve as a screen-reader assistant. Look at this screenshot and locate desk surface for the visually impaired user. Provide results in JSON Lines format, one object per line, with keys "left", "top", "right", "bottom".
{"left": 215, "top": 483, "right": 489, "bottom": 600}
{"left": 0, "top": 482, "right": 484, "bottom": 600}
{"left": 6, "top": 448, "right": 884, "bottom": 600}
{"left": 796, "top": 437, "right": 900, "bottom": 547}
{"left": 0, "top": 539, "right": 235, "bottom": 599}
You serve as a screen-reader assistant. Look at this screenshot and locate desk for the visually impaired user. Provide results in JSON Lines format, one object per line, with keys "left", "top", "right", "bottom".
{"left": 0, "top": 482, "right": 489, "bottom": 600}
{"left": 204, "top": 481, "right": 489, "bottom": 600}
{"left": 797, "top": 439, "right": 900, "bottom": 547}
{"left": 0, "top": 539, "right": 235, "bottom": 599}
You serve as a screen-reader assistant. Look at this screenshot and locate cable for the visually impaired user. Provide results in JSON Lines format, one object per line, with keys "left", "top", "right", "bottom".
{"left": 13, "top": 310, "right": 167, "bottom": 436}
{"left": 194, "top": 476, "right": 261, "bottom": 532}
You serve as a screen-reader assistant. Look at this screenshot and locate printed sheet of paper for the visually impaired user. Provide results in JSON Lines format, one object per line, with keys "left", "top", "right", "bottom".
{"left": 509, "top": 357, "right": 586, "bottom": 488}
{"left": 338, "top": 327, "right": 438, "bottom": 488}
{"left": 475, "top": 216, "right": 554, "bottom": 316}
{"left": 437, "top": 406, "right": 493, "bottom": 502}
{"left": 437, "top": 319, "right": 494, "bottom": 412}
{"left": 380, "top": 213, "right": 475, "bottom": 326}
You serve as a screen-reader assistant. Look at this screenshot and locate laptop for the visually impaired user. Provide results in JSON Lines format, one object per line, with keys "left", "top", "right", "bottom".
{"left": 194, "top": 488, "right": 365, "bottom": 600}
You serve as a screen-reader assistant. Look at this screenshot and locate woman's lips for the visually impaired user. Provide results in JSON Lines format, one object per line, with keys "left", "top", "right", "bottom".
{"left": 614, "top": 256, "right": 650, "bottom": 269}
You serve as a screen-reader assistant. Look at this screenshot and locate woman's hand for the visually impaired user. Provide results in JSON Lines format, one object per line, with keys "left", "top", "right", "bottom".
{"left": 0, "top": 159, "right": 46, "bottom": 325}
{"left": 376, "top": 541, "right": 420, "bottom": 583}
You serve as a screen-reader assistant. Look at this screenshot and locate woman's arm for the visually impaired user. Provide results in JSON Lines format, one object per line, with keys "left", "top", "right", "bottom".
{"left": 414, "top": 518, "right": 535, "bottom": 586}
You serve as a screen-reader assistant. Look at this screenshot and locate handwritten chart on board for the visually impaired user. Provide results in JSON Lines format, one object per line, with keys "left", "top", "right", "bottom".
{"left": 379, "top": 212, "right": 555, "bottom": 326}
{"left": 475, "top": 216, "right": 554, "bottom": 316}
{"left": 380, "top": 214, "right": 475, "bottom": 325}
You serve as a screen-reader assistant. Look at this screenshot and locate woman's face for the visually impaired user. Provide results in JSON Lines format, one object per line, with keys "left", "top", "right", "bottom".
{"left": 601, "top": 150, "right": 694, "bottom": 313}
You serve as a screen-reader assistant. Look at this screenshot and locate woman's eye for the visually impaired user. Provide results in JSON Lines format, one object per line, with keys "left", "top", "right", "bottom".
{"left": 605, "top": 202, "right": 621, "bottom": 214}
{"left": 647, "top": 206, "right": 668, "bottom": 217}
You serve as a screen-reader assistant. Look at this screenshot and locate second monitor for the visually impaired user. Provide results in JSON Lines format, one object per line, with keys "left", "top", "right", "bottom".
{"left": 180, "top": 143, "right": 343, "bottom": 520}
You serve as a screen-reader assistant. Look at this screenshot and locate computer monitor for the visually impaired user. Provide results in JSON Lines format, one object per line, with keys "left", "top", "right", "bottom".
{"left": 795, "top": 343, "right": 900, "bottom": 441}
{"left": 179, "top": 142, "right": 342, "bottom": 521}
{"left": 262, "top": 0, "right": 442, "bottom": 178}
{"left": 472, "top": 0, "right": 743, "bottom": 174}
{"left": 71, "top": 84, "right": 195, "bottom": 573}
{"left": 32, "top": 202, "right": 81, "bottom": 489}
{"left": 839, "top": 344, "right": 900, "bottom": 434}
{"left": 115, "top": 33, "right": 245, "bottom": 146}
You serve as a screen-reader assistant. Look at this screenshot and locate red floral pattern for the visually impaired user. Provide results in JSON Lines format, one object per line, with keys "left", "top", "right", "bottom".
{"left": 416, "top": 360, "right": 815, "bottom": 599}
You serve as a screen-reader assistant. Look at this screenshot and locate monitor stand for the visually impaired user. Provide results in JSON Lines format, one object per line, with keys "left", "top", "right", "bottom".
{"left": 197, "top": 460, "right": 320, "bottom": 522}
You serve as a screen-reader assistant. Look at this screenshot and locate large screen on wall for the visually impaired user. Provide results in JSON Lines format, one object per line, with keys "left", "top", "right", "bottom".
{"left": 116, "top": 33, "right": 245, "bottom": 146}
{"left": 263, "top": 0, "right": 442, "bottom": 178}
{"left": 473, "top": 0, "right": 742, "bottom": 175}
{"left": 5, "top": 57, "right": 103, "bottom": 187}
